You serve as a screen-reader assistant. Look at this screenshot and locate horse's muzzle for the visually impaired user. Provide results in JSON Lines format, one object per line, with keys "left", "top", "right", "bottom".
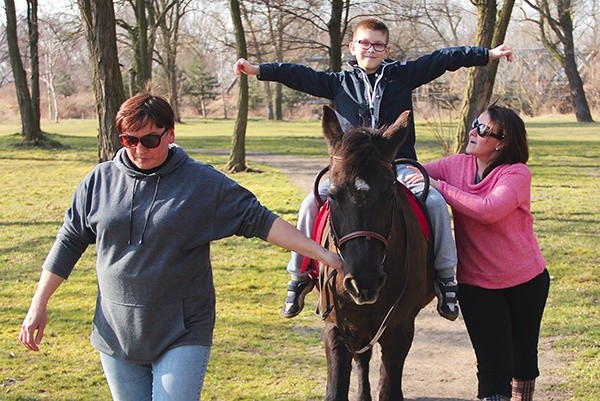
{"left": 343, "top": 271, "right": 387, "bottom": 305}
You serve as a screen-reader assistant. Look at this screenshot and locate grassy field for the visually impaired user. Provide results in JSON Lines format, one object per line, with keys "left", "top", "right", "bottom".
{"left": 0, "top": 116, "right": 598, "bottom": 400}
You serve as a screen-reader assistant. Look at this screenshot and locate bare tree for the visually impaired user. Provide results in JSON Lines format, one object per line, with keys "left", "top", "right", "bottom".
{"left": 155, "top": 0, "right": 192, "bottom": 123}
{"left": 116, "top": 0, "right": 158, "bottom": 93}
{"left": 27, "top": 0, "right": 40, "bottom": 125}
{"left": 455, "top": 0, "right": 514, "bottom": 153}
{"left": 523, "top": 0, "right": 594, "bottom": 122}
{"left": 240, "top": 0, "right": 286, "bottom": 119}
{"left": 326, "top": 0, "right": 349, "bottom": 72}
{"left": 78, "top": 0, "right": 126, "bottom": 162}
{"left": 4, "top": 0, "right": 42, "bottom": 142}
{"left": 228, "top": 0, "right": 249, "bottom": 172}
{"left": 39, "top": 13, "right": 79, "bottom": 122}
{"left": 279, "top": 0, "right": 353, "bottom": 72}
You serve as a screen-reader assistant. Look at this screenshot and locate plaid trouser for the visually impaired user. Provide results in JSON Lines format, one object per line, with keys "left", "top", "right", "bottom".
{"left": 511, "top": 378, "right": 536, "bottom": 400}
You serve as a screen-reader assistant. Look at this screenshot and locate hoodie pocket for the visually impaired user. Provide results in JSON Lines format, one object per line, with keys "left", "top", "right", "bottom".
{"left": 91, "top": 295, "right": 188, "bottom": 363}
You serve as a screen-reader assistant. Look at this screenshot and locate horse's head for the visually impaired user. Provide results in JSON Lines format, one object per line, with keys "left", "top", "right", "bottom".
{"left": 322, "top": 105, "right": 410, "bottom": 305}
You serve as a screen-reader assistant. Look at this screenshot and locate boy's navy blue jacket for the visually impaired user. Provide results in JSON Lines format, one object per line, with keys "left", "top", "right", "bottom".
{"left": 258, "top": 46, "right": 489, "bottom": 160}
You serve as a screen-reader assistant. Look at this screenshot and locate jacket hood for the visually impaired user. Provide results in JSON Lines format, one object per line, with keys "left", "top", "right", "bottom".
{"left": 113, "top": 144, "right": 189, "bottom": 245}
{"left": 113, "top": 144, "right": 188, "bottom": 178}
{"left": 346, "top": 58, "right": 399, "bottom": 71}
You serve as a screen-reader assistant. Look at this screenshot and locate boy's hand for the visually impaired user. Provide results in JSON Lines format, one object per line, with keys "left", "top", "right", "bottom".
{"left": 489, "top": 44, "right": 513, "bottom": 62}
{"left": 233, "top": 58, "right": 260, "bottom": 76}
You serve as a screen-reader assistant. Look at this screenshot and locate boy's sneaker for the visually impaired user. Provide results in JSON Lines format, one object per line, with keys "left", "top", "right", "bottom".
{"left": 434, "top": 278, "right": 459, "bottom": 321}
{"left": 282, "top": 278, "right": 314, "bottom": 318}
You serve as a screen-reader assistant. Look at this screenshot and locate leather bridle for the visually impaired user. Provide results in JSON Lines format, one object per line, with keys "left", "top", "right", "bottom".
{"left": 318, "top": 157, "right": 396, "bottom": 255}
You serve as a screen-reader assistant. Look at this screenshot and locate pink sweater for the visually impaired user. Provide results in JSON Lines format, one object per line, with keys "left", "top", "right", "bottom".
{"left": 424, "top": 154, "right": 546, "bottom": 289}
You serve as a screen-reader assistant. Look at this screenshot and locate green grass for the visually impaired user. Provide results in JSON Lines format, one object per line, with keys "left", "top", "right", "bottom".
{"left": 1, "top": 116, "right": 599, "bottom": 400}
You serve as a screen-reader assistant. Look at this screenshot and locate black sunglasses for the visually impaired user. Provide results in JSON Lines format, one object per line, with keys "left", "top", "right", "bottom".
{"left": 119, "top": 128, "right": 170, "bottom": 149}
{"left": 471, "top": 119, "right": 504, "bottom": 140}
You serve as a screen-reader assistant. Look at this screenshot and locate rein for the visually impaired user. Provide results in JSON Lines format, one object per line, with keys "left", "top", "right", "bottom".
{"left": 316, "top": 157, "right": 413, "bottom": 354}
{"left": 324, "top": 156, "right": 395, "bottom": 251}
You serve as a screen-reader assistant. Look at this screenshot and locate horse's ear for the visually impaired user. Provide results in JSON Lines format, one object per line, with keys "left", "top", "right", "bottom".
{"left": 322, "top": 105, "right": 345, "bottom": 148}
{"left": 382, "top": 110, "right": 411, "bottom": 141}
{"left": 380, "top": 110, "right": 411, "bottom": 161}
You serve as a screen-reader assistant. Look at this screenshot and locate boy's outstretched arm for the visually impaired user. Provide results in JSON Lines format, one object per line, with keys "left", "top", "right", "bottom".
{"left": 233, "top": 58, "right": 260, "bottom": 76}
{"left": 489, "top": 44, "right": 513, "bottom": 62}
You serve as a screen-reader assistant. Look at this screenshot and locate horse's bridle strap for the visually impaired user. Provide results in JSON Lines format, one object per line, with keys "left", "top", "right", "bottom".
{"left": 337, "top": 230, "right": 388, "bottom": 247}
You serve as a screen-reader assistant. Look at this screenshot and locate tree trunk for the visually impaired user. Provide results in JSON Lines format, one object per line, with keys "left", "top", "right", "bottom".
{"left": 327, "top": 0, "right": 345, "bottom": 72}
{"left": 134, "top": 0, "right": 151, "bottom": 91}
{"left": 564, "top": 51, "right": 593, "bottom": 122}
{"left": 557, "top": 1, "right": 593, "bottom": 121}
{"left": 455, "top": 0, "right": 514, "bottom": 153}
{"left": 78, "top": 0, "right": 126, "bottom": 162}
{"left": 4, "top": 0, "right": 41, "bottom": 142}
{"left": 274, "top": 10, "right": 284, "bottom": 120}
{"left": 227, "top": 0, "right": 248, "bottom": 173}
{"left": 240, "top": 2, "right": 273, "bottom": 120}
{"left": 156, "top": 0, "right": 187, "bottom": 123}
{"left": 27, "top": 0, "right": 41, "bottom": 126}
{"left": 523, "top": 0, "right": 593, "bottom": 122}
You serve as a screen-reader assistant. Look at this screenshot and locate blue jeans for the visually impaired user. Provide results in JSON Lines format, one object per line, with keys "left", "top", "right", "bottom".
{"left": 100, "top": 345, "right": 211, "bottom": 401}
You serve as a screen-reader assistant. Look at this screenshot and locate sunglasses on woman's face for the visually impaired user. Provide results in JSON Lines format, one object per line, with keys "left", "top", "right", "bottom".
{"left": 119, "top": 128, "right": 169, "bottom": 149}
{"left": 471, "top": 119, "right": 504, "bottom": 140}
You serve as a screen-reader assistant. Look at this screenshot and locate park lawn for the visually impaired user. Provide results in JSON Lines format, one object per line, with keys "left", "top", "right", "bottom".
{"left": 0, "top": 116, "right": 598, "bottom": 400}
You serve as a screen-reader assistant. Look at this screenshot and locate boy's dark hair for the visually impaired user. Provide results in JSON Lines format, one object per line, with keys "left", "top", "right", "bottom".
{"left": 116, "top": 92, "right": 175, "bottom": 134}
{"left": 354, "top": 18, "right": 389, "bottom": 42}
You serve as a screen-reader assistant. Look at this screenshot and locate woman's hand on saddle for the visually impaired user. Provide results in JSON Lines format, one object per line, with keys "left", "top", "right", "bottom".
{"left": 405, "top": 166, "right": 438, "bottom": 189}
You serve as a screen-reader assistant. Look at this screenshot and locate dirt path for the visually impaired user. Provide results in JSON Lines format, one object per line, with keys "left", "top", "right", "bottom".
{"left": 199, "top": 150, "right": 568, "bottom": 400}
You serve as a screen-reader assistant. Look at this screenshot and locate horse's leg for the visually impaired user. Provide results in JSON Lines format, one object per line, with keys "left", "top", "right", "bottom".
{"left": 354, "top": 349, "right": 373, "bottom": 401}
{"left": 324, "top": 322, "right": 353, "bottom": 401}
{"left": 378, "top": 321, "right": 416, "bottom": 401}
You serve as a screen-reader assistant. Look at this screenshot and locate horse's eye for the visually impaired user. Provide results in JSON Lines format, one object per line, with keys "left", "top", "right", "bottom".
{"left": 328, "top": 191, "right": 337, "bottom": 202}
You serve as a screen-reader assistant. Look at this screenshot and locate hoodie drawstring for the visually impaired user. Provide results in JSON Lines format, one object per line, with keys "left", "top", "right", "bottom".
{"left": 128, "top": 176, "right": 161, "bottom": 245}
{"left": 139, "top": 176, "right": 160, "bottom": 244}
{"left": 128, "top": 178, "right": 139, "bottom": 245}
{"left": 356, "top": 62, "right": 389, "bottom": 128}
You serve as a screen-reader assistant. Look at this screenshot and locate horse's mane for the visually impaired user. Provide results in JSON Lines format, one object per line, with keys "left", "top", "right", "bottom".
{"left": 334, "top": 127, "right": 388, "bottom": 183}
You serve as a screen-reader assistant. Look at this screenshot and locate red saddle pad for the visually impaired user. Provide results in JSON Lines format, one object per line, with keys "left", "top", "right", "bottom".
{"left": 301, "top": 182, "right": 430, "bottom": 278}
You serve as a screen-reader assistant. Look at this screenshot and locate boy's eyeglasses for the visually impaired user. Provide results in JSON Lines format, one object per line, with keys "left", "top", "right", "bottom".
{"left": 471, "top": 119, "right": 504, "bottom": 140}
{"left": 354, "top": 39, "right": 387, "bottom": 52}
{"left": 119, "top": 128, "right": 170, "bottom": 149}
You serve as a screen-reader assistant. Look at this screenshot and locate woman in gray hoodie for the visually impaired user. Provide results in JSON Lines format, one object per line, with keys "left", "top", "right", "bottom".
{"left": 19, "top": 92, "right": 342, "bottom": 401}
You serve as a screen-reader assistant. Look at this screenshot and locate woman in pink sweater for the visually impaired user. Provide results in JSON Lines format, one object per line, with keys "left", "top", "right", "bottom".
{"left": 407, "top": 105, "right": 549, "bottom": 401}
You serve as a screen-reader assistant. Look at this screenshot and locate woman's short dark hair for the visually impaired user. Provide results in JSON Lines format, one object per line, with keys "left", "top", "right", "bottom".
{"left": 115, "top": 92, "right": 174, "bottom": 134}
{"left": 483, "top": 105, "right": 529, "bottom": 178}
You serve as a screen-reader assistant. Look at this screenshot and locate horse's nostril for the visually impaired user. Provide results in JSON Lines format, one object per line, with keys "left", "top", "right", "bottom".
{"left": 343, "top": 275, "right": 360, "bottom": 297}
{"left": 377, "top": 273, "right": 387, "bottom": 289}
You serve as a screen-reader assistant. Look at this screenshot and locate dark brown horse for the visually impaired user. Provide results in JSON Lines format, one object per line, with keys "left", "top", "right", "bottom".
{"left": 316, "top": 106, "right": 435, "bottom": 401}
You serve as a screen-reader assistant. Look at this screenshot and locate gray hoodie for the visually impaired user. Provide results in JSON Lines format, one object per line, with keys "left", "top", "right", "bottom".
{"left": 42, "top": 145, "right": 278, "bottom": 363}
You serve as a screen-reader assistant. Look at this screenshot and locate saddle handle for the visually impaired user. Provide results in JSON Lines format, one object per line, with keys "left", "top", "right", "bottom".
{"left": 313, "top": 159, "right": 430, "bottom": 207}
{"left": 313, "top": 165, "right": 330, "bottom": 209}
{"left": 393, "top": 158, "right": 430, "bottom": 204}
